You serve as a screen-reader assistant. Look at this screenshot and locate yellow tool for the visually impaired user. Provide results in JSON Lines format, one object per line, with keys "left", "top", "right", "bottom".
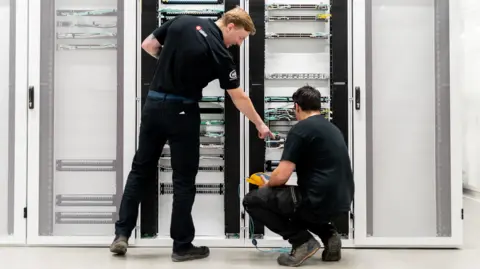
{"left": 246, "top": 172, "right": 270, "bottom": 187}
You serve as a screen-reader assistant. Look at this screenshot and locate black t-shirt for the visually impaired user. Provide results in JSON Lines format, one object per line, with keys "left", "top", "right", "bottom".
{"left": 149, "top": 15, "right": 240, "bottom": 101}
{"left": 281, "top": 115, "right": 354, "bottom": 216}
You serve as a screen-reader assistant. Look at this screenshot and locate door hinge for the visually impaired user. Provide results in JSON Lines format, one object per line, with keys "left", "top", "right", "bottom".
{"left": 23, "top": 207, "right": 27, "bottom": 218}
{"left": 461, "top": 208, "right": 464, "bottom": 220}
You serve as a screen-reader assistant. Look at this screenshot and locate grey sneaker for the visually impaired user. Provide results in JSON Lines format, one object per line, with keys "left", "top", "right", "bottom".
{"left": 277, "top": 238, "right": 320, "bottom": 267}
{"left": 322, "top": 232, "right": 342, "bottom": 261}
{"left": 171, "top": 246, "right": 210, "bottom": 262}
{"left": 110, "top": 235, "right": 128, "bottom": 255}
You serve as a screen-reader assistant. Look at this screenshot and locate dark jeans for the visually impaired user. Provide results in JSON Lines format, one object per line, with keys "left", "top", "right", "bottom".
{"left": 243, "top": 186, "right": 339, "bottom": 248}
{"left": 115, "top": 94, "right": 201, "bottom": 252}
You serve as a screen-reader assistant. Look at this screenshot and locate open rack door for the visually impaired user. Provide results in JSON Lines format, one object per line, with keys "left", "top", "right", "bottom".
{"left": 0, "top": 0, "right": 28, "bottom": 245}
{"left": 27, "top": 0, "right": 137, "bottom": 245}
{"left": 352, "top": 0, "right": 463, "bottom": 247}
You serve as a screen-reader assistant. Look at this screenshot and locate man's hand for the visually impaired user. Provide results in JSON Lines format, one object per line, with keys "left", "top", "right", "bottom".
{"left": 259, "top": 174, "right": 270, "bottom": 188}
{"left": 256, "top": 123, "right": 275, "bottom": 139}
{"left": 266, "top": 161, "right": 295, "bottom": 187}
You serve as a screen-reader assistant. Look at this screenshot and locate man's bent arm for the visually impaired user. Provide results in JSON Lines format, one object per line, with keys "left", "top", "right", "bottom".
{"left": 141, "top": 34, "right": 162, "bottom": 59}
{"left": 266, "top": 160, "right": 295, "bottom": 187}
{"left": 227, "top": 88, "right": 264, "bottom": 128}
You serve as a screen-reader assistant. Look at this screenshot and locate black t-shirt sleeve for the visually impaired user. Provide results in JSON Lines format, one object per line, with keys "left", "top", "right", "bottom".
{"left": 281, "top": 130, "right": 304, "bottom": 164}
{"left": 152, "top": 18, "right": 177, "bottom": 44}
{"left": 211, "top": 45, "right": 240, "bottom": 90}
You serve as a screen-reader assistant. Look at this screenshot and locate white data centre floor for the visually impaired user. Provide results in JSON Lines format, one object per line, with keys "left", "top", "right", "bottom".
{"left": 1, "top": 195, "right": 480, "bottom": 269}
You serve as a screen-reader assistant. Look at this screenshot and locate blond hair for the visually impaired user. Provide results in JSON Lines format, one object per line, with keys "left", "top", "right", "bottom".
{"left": 220, "top": 6, "right": 256, "bottom": 35}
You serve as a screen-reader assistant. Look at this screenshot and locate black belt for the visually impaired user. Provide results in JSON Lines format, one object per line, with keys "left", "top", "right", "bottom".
{"left": 148, "top": 90, "right": 196, "bottom": 103}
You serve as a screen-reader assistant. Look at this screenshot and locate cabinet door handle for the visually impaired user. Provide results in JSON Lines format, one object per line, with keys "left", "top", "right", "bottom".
{"left": 28, "top": 86, "right": 34, "bottom": 109}
{"left": 355, "top": 86, "right": 360, "bottom": 110}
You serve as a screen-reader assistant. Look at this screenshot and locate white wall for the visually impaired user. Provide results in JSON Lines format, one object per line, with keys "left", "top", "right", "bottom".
{"left": 452, "top": 0, "right": 480, "bottom": 191}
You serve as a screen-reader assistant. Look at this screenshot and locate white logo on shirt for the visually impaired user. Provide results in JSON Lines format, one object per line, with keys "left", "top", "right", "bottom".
{"left": 196, "top": 25, "right": 207, "bottom": 37}
{"left": 229, "top": 70, "right": 237, "bottom": 80}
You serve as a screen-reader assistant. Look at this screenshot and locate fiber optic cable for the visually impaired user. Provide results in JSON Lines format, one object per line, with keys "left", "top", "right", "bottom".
{"left": 239, "top": 179, "right": 292, "bottom": 253}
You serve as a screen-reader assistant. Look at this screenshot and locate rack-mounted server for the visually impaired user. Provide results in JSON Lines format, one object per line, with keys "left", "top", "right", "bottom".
{"left": 247, "top": 0, "right": 350, "bottom": 240}
{"left": 140, "top": 0, "right": 241, "bottom": 239}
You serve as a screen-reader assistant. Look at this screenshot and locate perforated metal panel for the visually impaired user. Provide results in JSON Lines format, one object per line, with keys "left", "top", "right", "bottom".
{"left": 35, "top": 0, "right": 125, "bottom": 237}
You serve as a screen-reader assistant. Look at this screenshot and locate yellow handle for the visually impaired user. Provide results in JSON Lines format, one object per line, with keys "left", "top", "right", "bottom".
{"left": 246, "top": 173, "right": 266, "bottom": 186}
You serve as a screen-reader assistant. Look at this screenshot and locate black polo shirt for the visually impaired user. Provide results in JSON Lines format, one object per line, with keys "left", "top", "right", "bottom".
{"left": 149, "top": 15, "right": 240, "bottom": 101}
{"left": 280, "top": 115, "right": 354, "bottom": 217}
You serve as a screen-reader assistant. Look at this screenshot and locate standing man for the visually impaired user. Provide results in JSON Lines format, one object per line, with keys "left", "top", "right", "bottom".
{"left": 243, "top": 86, "right": 354, "bottom": 267}
{"left": 110, "top": 7, "right": 273, "bottom": 262}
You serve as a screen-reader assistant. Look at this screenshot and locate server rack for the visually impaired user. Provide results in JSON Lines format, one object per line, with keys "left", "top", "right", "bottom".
{"left": 247, "top": 0, "right": 351, "bottom": 241}
{"left": 139, "top": 0, "right": 242, "bottom": 240}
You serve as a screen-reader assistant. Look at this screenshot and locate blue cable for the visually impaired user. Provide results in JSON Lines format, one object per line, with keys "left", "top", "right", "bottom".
{"left": 239, "top": 183, "right": 292, "bottom": 254}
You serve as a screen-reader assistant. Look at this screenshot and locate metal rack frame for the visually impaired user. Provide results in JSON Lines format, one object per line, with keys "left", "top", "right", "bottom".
{"left": 247, "top": 0, "right": 351, "bottom": 242}
{"left": 138, "top": 0, "right": 243, "bottom": 245}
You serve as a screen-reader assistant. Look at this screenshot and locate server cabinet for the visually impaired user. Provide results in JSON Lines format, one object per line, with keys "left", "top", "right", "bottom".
{"left": 352, "top": 0, "right": 463, "bottom": 247}
{"left": 245, "top": 0, "right": 352, "bottom": 247}
{"left": 0, "top": 0, "right": 28, "bottom": 245}
{"left": 137, "top": 0, "right": 245, "bottom": 247}
{"left": 26, "top": 0, "right": 137, "bottom": 245}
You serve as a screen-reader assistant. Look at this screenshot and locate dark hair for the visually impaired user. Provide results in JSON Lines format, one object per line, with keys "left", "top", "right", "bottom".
{"left": 292, "top": 85, "right": 322, "bottom": 111}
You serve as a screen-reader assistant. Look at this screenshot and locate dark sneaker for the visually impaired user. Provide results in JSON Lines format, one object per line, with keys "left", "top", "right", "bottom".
{"left": 277, "top": 238, "right": 320, "bottom": 267}
{"left": 110, "top": 235, "right": 128, "bottom": 255}
{"left": 322, "top": 232, "right": 342, "bottom": 261}
{"left": 171, "top": 246, "right": 210, "bottom": 262}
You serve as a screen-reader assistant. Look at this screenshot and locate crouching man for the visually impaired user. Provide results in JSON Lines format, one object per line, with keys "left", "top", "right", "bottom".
{"left": 243, "top": 86, "right": 354, "bottom": 267}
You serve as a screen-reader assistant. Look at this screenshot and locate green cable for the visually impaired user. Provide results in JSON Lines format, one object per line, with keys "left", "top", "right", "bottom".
{"left": 265, "top": 97, "right": 292, "bottom": 102}
{"left": 201, "top": 96, "right": 225, "bottom": 102}
{"left": 61, "top": 9, "right": 116, "bottom": 16}
{"left": 201, "top": 120, "right": 224, "bottom": 125}
{"left": 159, "top": 8, "right": 223, "bottom": 13}
{"left": 238, "top": 184, "right": 292, "bottom": 253}
{"left": 203, "top": 132, "right": 224, "bottom": 137}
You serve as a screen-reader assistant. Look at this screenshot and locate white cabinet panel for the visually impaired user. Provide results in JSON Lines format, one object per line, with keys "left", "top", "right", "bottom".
{"left": 353, "top": 0, "right": 463, "bottom": 247}
{"left": 27, "top": 0, "right": 137, "bottom": 245}
{"left": 0, "top": 0, "right": 28, "bottom": 245}
{"left": 0, "top": 0, "right": 13, "bottom": 239}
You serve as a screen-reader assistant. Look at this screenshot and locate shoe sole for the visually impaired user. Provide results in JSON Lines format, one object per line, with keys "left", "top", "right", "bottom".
{"left": 171, "top": 252, "right": 210, "bottom": 262}
{"left": 281, "top": 242, "right": 321, "bottom": 267}
{"left": 322, "top": 235, "right": 341, "bottom": 262}
{"left": 110, "top": 242, "right": 128, "bottom": 255}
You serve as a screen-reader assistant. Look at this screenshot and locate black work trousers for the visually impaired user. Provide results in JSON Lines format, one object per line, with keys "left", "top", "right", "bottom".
{"left": 115, "top": 95, "right": 201, "bottom": 253}
{"left": 243, "top": 186, "right": 338, "bottom": 248}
